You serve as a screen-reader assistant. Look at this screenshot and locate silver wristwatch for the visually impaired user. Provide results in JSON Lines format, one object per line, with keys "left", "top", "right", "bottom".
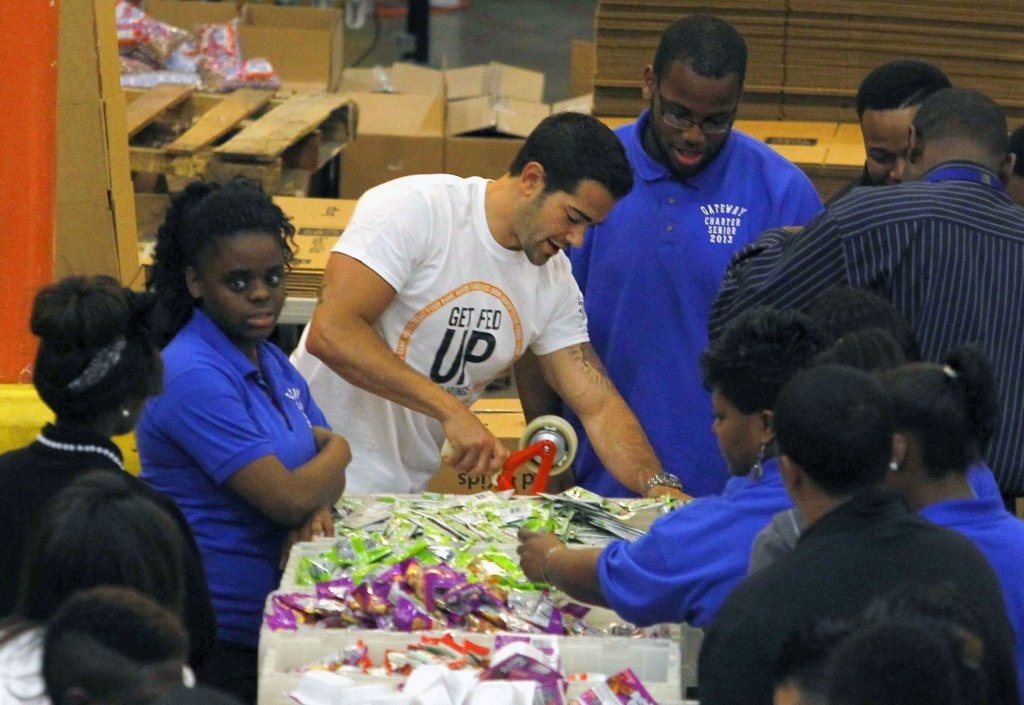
{"left": 646, "top": 472, "right": 683, "bottom": 492}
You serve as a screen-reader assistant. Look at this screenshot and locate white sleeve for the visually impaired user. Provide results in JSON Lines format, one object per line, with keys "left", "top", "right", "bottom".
{"left": 333, "top": 183, "right": 434, "bottom": 292}
{"left": 530, "top": 261, "right": 590, "bottom": 356}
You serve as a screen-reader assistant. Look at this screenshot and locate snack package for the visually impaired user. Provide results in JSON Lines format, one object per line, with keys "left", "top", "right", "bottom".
{"left": 115, "top": 0, "right": 190, "bottom": 66}
{"left": 572, "top": 669, "right": 658, "bottom": 705}
{"left": 481, "top": 641, "right": 566, "bottom": 705}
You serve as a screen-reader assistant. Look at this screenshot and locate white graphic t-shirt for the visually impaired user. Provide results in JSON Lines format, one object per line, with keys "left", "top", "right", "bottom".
{"left": 291, "top": 175, "right": 588, "bottom": 494}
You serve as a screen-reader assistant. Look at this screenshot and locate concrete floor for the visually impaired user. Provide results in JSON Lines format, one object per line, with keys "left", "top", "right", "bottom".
{"left": 344, "top": 0, "right": 599, "bottom": 103}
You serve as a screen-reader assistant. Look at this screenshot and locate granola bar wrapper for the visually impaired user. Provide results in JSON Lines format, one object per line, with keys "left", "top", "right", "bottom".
{"left": 571, "top": 669, "right": 658, "bottom": 705}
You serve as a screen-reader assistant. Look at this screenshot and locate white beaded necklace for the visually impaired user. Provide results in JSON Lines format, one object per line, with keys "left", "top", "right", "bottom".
{"left": 36, "top": 432, "right": 125, "bottom": 471}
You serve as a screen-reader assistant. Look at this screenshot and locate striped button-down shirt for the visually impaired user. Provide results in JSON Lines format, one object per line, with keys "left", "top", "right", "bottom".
{"left": 710, "top": 162, "right": 1024, "bottom": 494}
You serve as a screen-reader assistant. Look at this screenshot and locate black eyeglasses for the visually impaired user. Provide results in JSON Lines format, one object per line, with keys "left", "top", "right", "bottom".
{"left": 655, "top": 90, "right": 736, "bottom": 135}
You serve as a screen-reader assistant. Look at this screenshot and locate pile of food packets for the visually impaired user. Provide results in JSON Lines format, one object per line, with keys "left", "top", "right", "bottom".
{"left": 288, "top": 489, "right": 675, "bottom": 589}
{"left": 116, "top": 0, "right": 280, "bottom": 91}
{"left": 267, "top": 557, "right": 631, "bottom": 637}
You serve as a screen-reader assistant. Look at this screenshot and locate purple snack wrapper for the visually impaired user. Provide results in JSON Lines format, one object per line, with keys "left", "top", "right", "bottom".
{"left": 422, "top": 565, "right": 465, "bottom": 611}
{"left": 265, "top": 601, "right": 297, "bottom": 631}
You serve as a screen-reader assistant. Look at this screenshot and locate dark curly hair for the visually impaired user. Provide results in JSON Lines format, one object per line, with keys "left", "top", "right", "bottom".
{"left": 147, "top": 178, "right": 295, "bottom": 347}
{"left": 700, "top": 306, "right": 828, "bottom": 414}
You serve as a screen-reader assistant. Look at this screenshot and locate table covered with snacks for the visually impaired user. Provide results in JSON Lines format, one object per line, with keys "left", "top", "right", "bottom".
{"left": 258, "top": 489, "right": 702, "bottom": 705}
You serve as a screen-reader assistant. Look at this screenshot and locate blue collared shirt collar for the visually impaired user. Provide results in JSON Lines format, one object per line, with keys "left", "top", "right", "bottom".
{"left": 920, "top": 161, "right": 1006, "bottom": 192}
{"left": 187, "top": 308, "right": 261, "bottom": 378}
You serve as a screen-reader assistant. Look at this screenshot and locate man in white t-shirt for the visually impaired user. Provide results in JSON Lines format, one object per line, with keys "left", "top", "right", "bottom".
{"left": 291, "top": 112, "right": 683, "bottom": 497}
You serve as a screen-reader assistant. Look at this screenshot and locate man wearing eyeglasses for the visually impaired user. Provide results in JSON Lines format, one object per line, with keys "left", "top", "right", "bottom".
{"left": 547, "top": 14, "right": 823, "bottom": 500}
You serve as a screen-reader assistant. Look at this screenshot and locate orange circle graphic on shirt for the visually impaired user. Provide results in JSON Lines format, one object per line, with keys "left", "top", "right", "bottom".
{"left": 395, "top": 281, "right": 523, "bottom": 361}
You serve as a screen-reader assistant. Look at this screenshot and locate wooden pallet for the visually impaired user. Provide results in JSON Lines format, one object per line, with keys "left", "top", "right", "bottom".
{"left": 125, "top": 87, "right": 357, "bottom": 196}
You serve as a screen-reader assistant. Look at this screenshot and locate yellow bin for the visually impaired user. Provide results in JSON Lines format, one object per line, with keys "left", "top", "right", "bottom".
{"left": 0, "top": 384, "right": 141, "bottom": 475}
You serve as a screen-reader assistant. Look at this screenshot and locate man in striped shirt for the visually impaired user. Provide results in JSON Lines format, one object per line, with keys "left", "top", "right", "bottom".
{"left": 709, "top": 87, "right": 1024, "bottom": 497}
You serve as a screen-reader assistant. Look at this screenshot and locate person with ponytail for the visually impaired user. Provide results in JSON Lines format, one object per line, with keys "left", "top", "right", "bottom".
{"left": 137, "top": 178, "right": 350, "bottom": 704}
{"left": 0, "top": 275, "right": 215, "bottom": 667}
{"left": 882, "top": 346, "right": 1024, "bottom": 699}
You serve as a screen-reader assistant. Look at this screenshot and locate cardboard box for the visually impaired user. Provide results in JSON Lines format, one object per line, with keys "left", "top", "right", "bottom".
{"left": 445, "top": 95, "right": 551, "bottom": 138}
{"left": 734, "top": 119, "right": 835, "bottom": 168}
{"left": 144, "top": 0, "right": 344, "bottom": 92}
{"left": 340, "top": 63, "right": 445, "bottom": 97}
{"left": 444, "top": 62, "right": 545, "bottom": 103}
{"left": 339, "top": 92, "right": 445, "bottom": 198}
{"left": 443, "top": 134, "right": 522, "bottom": 179}
{"left": 58, "top": 0, "right": 139, "bottom": 284}
{"left": 243, "top": 4, "right": 344, "bottom": 93}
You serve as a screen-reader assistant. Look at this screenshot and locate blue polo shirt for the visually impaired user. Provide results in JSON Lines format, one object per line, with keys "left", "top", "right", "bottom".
{"left": 598, "top": 458, "right": 792, "bottom": 628}
{"left": 919, "top": 496, "right": 1024, "bottom": 700}
{"left": 138, "top": 309, "right": 328, "bottom": 646}
{"left": 569, "top": 112, "right": 822, "bottom": 498}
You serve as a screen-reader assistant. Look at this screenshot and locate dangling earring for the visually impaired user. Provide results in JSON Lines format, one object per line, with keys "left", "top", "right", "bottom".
{"left": 889, "top": 460, "right": 899, "bottom": 472}
{"left": 750, "top": 444, "right": 765, "bottom": 480}
{"left": 121, "top": 408, "right": 131, "bottom": 419}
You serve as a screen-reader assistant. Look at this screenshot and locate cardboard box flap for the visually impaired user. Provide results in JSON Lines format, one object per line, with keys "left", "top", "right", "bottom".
{"left": 446, "top": 96, "right": 550, "bottom": 138}
{"left": 389, "top": 62, "right": 445, "bottom": 97}
{"left": 351, "top": 92, "right": 444, "bottom": 137}
{"left": 339, "top": 66, "right": 393, "bottom": 93}
{"left": 340, "top": 63, "right": 445, "bottom": 97}
{"left": 444, "top": 62, "right": 544, "bottom": 103}
{"left": 144, "top": 0, "right": 237, "bottom": 30}
{"left": 244, "top": 3, "right": 338, "bottom": 30}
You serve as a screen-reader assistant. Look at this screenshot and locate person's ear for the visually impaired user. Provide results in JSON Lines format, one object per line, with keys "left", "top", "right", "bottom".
{"left": 778, "top": 454, "right": 802, "bottom": 493}
{"left": 1000, "top": 152, "right": 1017, "bottom": 185}
{"left": 642, "top": 65, "right": 655, "bottom": 101}
{"left": 891, "top": 432, "right": 909, "bottom": 472}
{"left": 185, "top": 266, "right": 203, "bottom": 301}
{"left": 757, "top": 409, "right": 774, "bottom": 446}
{"left": 518, "top": 161, "right": 547, "bottom": 198}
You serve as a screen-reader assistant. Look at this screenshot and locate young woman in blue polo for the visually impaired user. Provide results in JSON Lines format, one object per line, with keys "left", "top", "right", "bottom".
{"left": 138, "top": 179, "right": 351, "bottom": 704}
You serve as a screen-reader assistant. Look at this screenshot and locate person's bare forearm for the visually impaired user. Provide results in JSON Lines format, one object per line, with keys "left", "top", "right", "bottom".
{"left": 546, "top": 545, "right": 608, "bottom": 606}
{"left": 517, "top": 529, "right": 607, "bottom": 606}
{"left": 582, "top": 396, "right": 664, "bottom": 494}
{"left": 543, "top": 343, "right": 664, "bottom": 494}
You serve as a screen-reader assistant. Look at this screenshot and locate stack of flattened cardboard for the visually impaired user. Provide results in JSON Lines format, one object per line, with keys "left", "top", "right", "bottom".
{"left": 783, "top": 0, "right": 1024, "bottom": 120}
{"left": 593, "top": 0, "right": 1024, "bottom": 122}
